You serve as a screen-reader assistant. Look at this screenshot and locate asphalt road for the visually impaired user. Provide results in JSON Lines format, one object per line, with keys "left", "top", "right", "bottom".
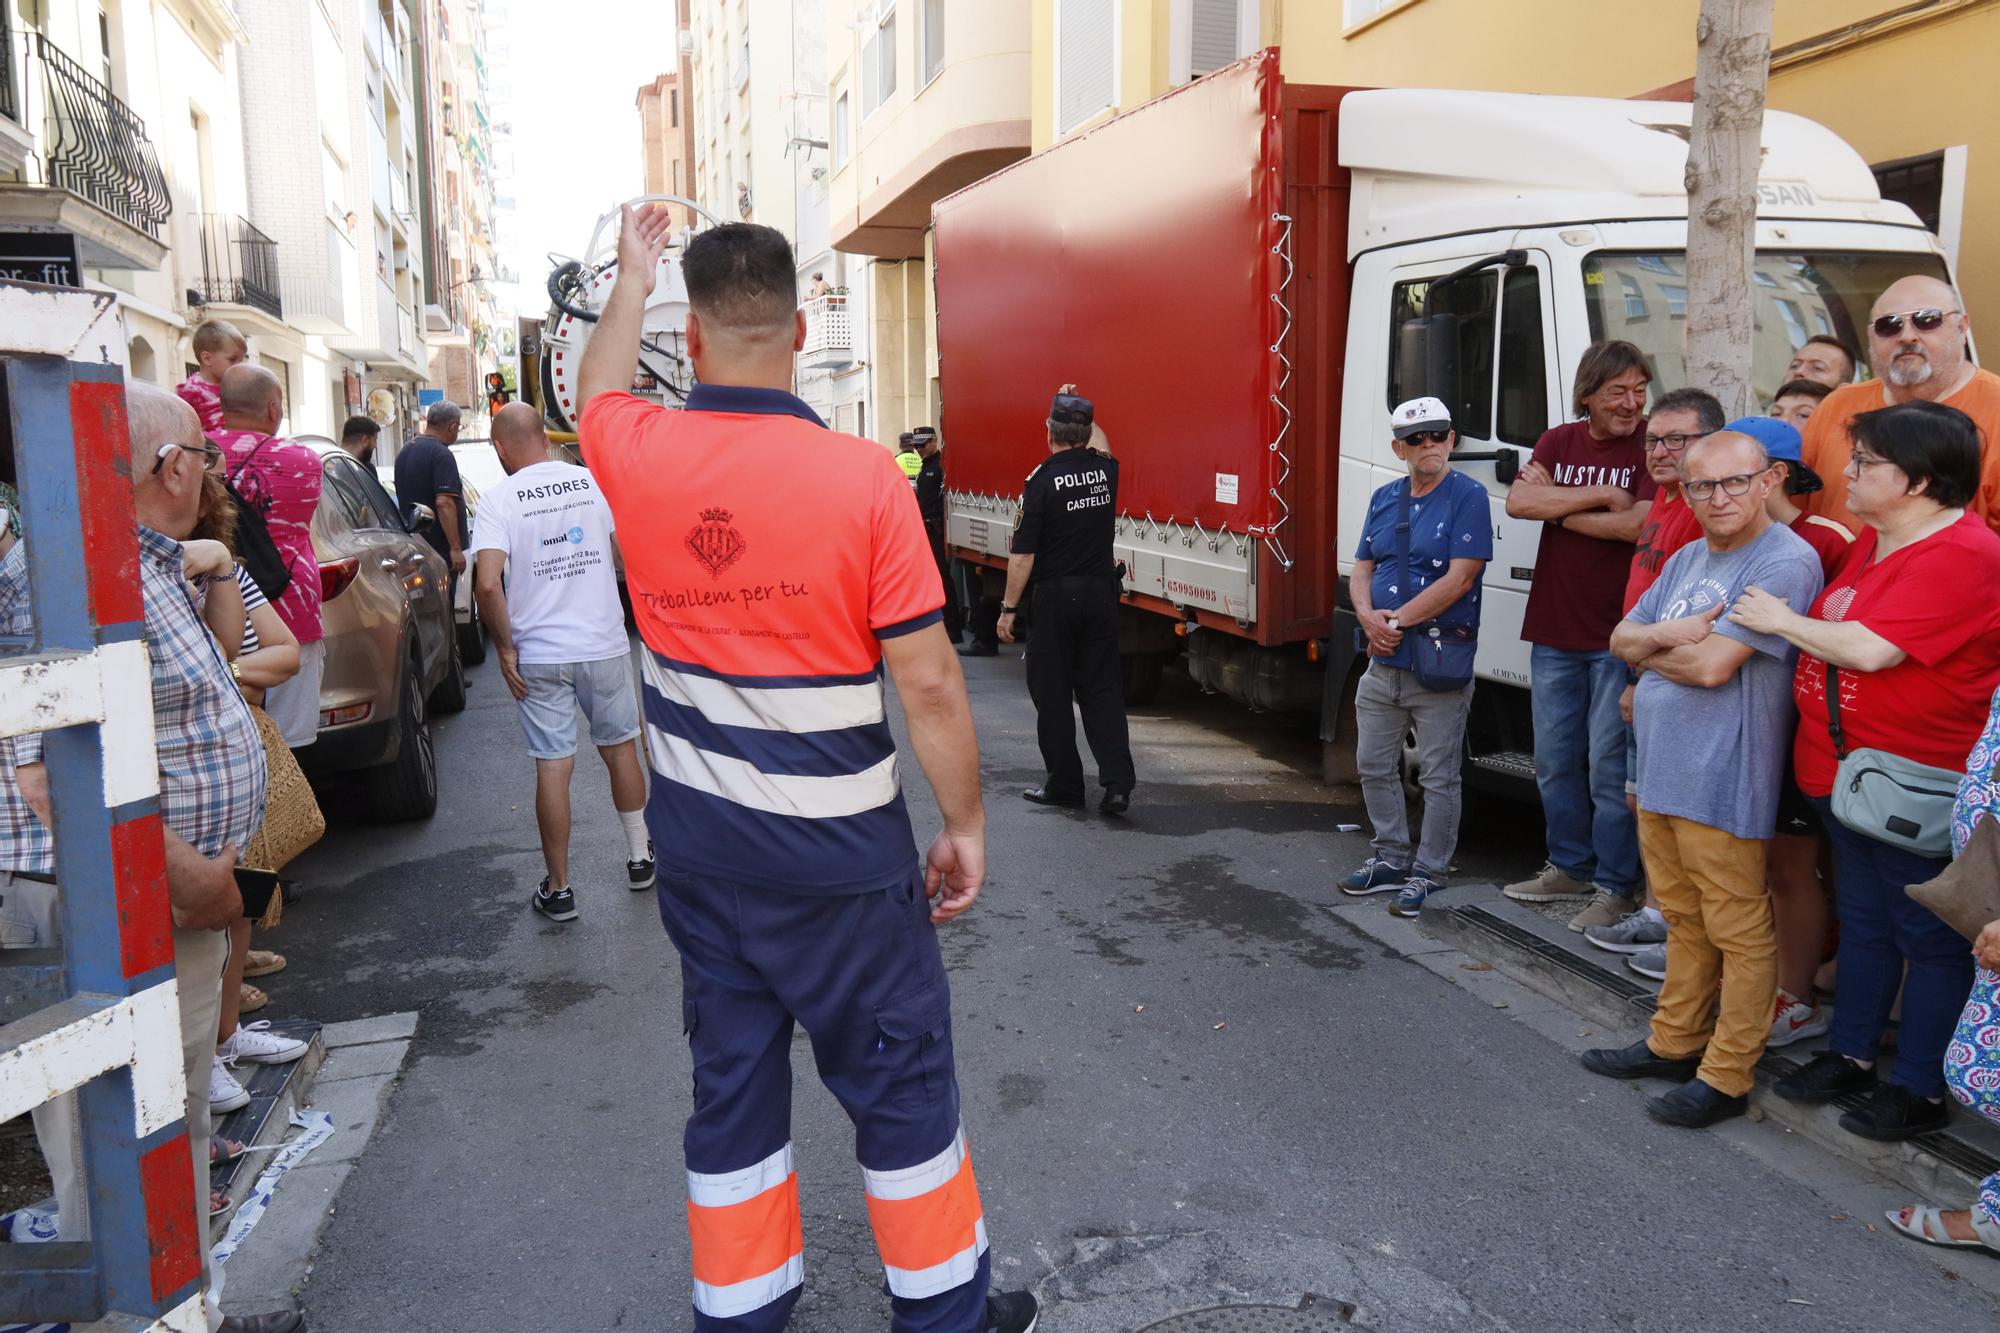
{"left": 272, "top": 642, "right": 2000, "bottom": 1332}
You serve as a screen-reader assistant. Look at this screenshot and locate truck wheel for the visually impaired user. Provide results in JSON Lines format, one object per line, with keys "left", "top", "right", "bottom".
{"left": 430, "top": 629, "right": 467, "bottom": 714}
{"left": 1320, "top": 671, "right": 1361, "bottom": 787}
{"left": 1121, "top": 651, "right": 1165, "bottom": 706}
{"left": 458, "top": 597, "right": 487, "bottom": 666}
{"left": 368, "top": 664, "right": 439, "bottom": 823}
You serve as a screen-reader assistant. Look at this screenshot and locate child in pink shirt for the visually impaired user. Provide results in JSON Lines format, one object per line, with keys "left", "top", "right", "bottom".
{"left": 175, "top": 318, "right": 247, "bottom": 432}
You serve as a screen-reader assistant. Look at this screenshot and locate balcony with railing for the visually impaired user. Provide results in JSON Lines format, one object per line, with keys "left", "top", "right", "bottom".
{"left": 0, "top": 31, "right": 172, "bottom": 268}
{"left": 800, "top": 294, "right": 853, "bottom": 369}
{"left": 193, "top": 213, "right": 282, "bottom": 319}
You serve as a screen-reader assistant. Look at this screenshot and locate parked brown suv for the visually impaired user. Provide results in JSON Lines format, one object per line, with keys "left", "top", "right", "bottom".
{"left": 299, "top": 439, "right": 463, "bottom": 822}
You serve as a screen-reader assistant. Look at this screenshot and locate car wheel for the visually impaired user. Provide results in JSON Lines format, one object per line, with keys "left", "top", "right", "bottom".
{"left": 458, "top": 596, "right": 487, "bottom": 666}
{"left": 430, "top": 624, "right": 468, "bottom": 714}
{"left": 367, "top": 662, "right": 439, "bottom": 823}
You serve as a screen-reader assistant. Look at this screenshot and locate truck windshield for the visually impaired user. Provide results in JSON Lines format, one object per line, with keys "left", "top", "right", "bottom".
{"left": 1582, "top": 251, "right": 1952, "bottom": 407}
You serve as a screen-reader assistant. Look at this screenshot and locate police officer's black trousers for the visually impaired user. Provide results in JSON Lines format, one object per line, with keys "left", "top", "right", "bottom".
{"left": 1025, "top": 578, "right": 1134, "bottom": 799}
{"left": 929, "top": 534, "right": 963, "bottom": 642}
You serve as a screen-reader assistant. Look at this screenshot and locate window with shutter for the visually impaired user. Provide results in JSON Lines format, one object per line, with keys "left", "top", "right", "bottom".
{"left": 1189, "top": 0, "right": 1239, "bottom": 77}
{"left": 921, "top": 0, "right": 945, "bottom": 86}
{"left": 1055, "top": 0, "right": 1117, "bottom": 136}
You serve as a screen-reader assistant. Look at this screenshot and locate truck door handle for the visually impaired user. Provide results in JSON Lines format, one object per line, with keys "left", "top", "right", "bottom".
{"left": 1449, "top": 449, "right": 1521, "bottom": 485}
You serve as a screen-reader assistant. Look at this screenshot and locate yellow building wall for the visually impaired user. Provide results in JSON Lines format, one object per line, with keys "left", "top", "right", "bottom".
{"left": 1029, "top": 0, "right": 1998, "bottom": 330}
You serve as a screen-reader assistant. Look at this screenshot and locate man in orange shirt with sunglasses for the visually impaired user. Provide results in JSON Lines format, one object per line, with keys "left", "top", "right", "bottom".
{"left": 1803, "top": 275, "right": 2000, "bottom": 537}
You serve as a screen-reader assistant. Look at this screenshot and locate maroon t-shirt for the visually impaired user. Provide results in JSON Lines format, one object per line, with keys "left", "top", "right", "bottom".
{"left": 1521, "top": 419, "right": 1656, "bottom": 651}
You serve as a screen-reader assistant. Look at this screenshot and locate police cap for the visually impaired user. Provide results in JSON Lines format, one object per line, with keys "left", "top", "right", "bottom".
{"left": 1048, "top": 392, "right": 1093, "bottom": 429}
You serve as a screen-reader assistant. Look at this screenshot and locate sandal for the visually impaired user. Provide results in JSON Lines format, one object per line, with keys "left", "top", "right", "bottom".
{"left": 243, "top": 949, "right": 286, "bottom": 979}
{"left": 239, "top": 982, "right": 268, "bottom": 1014}
{"left": 1885, "top": 1205, "right": 2000, "bottom": 1257}
{"left": 209, "top": 1188, "right": 235, "bottom": 1220}
{"left": 210, "top": 1135, "right": 248, "bottom": 1166}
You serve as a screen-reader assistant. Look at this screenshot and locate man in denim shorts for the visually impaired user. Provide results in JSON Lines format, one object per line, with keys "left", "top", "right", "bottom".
{"left": 471, "top": 402, "right": 654, "bottom": 922}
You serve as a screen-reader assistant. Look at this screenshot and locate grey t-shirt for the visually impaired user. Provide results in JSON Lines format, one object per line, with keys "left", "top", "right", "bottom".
{"left": 1630, "top": 521, "right": 1824, "bottom": 840}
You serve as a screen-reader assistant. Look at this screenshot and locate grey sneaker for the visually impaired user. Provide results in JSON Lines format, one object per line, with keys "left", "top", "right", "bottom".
{"left": 1502, "top": 861, "right": 1596, "bottom": 903}
{"left": 1567, "top": 889, "right": 1639, "bottom": 933}
{"left": 1627, "top": 942, "right": 1668, "bottom": 981}
{"left": 1585, "top": 908, "right": 1668, "bottom": 954}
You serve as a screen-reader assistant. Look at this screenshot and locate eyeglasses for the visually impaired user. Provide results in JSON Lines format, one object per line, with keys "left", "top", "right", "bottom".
{"left": 1401, "top": 430, "right": 1451, "bottom": 446}
{"left": 1845, "top": 451, "right": 1894, "bottom": 478}
{"left": 151, "top": 441, "right": 223, "bottom": 475}
{"left": 1644, "top": 430, "right": 1712, "bottom": 453}
{"left": 1683, "top": 472, "right": 1764, "bottom": 502}
{"left": 1872, "top": 307, "right": 1959, "bottom": 338}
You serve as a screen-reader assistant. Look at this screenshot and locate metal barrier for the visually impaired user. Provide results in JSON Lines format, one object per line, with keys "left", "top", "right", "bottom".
{"left": 0, "top": 282, "right": 204, "bottom": 1328}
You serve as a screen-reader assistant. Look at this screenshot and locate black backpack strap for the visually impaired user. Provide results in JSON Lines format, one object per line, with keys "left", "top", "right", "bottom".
{"left": 1825, "top": 662, "right": 1847, "bottom": 760}
{"left": 1394, "top": 479, "right": 1412, "bottom": 600}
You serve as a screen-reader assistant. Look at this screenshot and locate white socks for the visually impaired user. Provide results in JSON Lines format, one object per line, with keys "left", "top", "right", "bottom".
{"left": 619, "top": 809, "right": 650, "bottom": 862}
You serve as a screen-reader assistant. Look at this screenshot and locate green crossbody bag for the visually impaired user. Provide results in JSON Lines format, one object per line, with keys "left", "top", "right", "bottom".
{"left": 1825, "top": 665, "right": 1960, "bottom": 858}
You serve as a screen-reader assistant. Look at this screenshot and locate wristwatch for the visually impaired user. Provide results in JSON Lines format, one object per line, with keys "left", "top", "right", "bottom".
{"left": 1001, "top": 604, "right": 1019, "bottom": 615}
{"left": 229, "top": 660, "right": 243, "bottom": 682}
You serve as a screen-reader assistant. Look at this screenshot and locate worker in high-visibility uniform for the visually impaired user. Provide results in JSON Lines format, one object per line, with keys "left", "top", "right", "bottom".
{"left": 575, "top": 205, "right": 1039, "bottom": 1333}
{"left": 896, "top": 431, "right": 924, "bottom": 486}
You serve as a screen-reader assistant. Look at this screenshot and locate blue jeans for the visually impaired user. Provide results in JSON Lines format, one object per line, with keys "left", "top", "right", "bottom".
{"left": 1811, "top": 795, "right": 1972, "bottom": 1099}
{"left": 1529, "top": 644, "right": 1640, "bottom": 895}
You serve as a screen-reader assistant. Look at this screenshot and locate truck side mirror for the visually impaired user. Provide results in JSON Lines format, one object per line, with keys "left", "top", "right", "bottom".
{"left": 1495, "top": 448, "right": 1520, "bottom": 486}
{"left": 1397, "top": 314, "right": 1462, "bottom": 419}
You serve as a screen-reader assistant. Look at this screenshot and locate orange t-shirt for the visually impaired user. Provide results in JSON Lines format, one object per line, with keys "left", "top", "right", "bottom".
{"left": 1801, "top": 368, "right": 2000, "bottom": 536}
{"left": 580, "top": 386, "right": 944, "bottom": 895}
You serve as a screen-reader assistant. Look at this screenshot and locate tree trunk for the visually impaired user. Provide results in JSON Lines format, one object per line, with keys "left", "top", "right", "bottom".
{"left": 1684, "top": 0, "right": 1775, "bottom": 420}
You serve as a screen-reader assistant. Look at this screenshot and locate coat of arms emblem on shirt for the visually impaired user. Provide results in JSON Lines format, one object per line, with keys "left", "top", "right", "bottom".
{"left": 686, "top": 507, "right": 745, "bottom": 577}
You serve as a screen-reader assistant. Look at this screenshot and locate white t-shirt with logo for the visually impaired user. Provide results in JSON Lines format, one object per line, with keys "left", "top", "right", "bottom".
{"left": 467, "top": 460, "right": 628, "bottom": 665}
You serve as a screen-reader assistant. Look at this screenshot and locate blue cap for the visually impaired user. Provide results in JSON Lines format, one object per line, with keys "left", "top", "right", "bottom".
{"left": 1723, "top": 415, "right": 1821, "bottom": 494}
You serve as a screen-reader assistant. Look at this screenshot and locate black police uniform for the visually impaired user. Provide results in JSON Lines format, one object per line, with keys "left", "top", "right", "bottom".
{"left": 1012, "top": 445, "right": 1135, "bottom": 803}
{"left": 915, "top": 446, "right": 964, "bottom": 642}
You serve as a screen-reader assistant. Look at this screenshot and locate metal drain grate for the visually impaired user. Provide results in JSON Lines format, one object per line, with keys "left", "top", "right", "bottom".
{"left": 1138, "top": 1303, "right": 1353, "bottom": 1331}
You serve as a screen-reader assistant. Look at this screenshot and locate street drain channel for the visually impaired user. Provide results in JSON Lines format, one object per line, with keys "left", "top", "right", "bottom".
{"left": 1137, "top": 1300, "right": 1358, "bottom": 1331}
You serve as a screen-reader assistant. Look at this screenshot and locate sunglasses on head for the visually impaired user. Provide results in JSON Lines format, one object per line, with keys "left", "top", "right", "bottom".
{"left": 1872, "top": 307, "right": 1958, "bottom": 338}
{"left": 1402, "top": 429, "right": 1451, "bottom": 446}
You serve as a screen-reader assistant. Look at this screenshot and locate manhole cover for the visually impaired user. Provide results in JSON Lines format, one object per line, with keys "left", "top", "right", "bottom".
{"left": 1138, "top": 1306, "right": 1350, "bottom": 1332}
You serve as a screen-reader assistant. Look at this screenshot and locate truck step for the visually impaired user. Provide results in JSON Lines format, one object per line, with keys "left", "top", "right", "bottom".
{"left": 1469, "top": 750, "right": 1536, "bottom": 781}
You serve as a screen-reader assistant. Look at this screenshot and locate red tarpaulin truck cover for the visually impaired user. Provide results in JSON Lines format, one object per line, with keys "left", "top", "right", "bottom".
{"left": 933, "top": 52, "right": 1352, "bottom": 646}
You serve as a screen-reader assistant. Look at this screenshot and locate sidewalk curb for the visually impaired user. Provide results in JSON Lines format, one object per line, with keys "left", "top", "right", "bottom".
{"left": 1420, "top": 885, "right": 2000, "bottom": 1208}
{"left": 217, "top": 1011, "right": 419, "bottom": 1318}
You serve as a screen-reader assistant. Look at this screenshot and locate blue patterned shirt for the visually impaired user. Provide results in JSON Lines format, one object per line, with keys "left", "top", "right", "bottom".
{"left": 0, "top": 529, "right": 266, "bottom": 874}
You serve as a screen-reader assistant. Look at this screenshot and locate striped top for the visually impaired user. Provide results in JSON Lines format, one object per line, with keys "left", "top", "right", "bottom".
{"left": 582, "top": 387, "right": 943, "bottom": 895}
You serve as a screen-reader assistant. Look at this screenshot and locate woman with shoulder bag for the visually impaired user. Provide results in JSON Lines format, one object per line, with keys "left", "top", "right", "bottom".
{"left": 1732, "top": 402, "right": 2000, "bottom": 1141}
{"left": 1338, "top": 398, "right": 1492, "bottom": 919}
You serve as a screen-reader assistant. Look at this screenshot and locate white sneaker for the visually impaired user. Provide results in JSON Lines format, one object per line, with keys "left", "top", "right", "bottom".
{"left": 1769, "top": 991, "right": 1831, "bottom": 1049}
{"left": 220, "top": 1020, "right": 310, "bottom": 1066}
{"left": 209, "top": 1055, "right": 250, "bottom": 1114}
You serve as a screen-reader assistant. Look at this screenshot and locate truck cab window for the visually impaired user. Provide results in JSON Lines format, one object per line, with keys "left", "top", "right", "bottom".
{"left": 1387, "top": 270, "right": 1496, "bottom": 439}
{"left": 1583, "top": 251, "right": 1953, "bottom": 408}
{"left": 1497, "top": 266, "right": 1547, "bottom": 446}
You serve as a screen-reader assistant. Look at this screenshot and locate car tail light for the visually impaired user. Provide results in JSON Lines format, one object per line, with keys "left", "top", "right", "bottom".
{"left": 319, "top": 556, "right": 360, "bottom": 601}
{"left": 318, "top": 703, "right": 371, "bottom": 728}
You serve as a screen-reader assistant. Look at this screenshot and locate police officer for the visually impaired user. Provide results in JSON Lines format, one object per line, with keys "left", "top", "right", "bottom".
{"left": 912, "top": 425, "right": 964, "bottom": 644}
{"left": 998, "top": 388, "right": 1136, "bottom": 814}
{"left": 895, "top": 430, "right": 923, "bottom": 486}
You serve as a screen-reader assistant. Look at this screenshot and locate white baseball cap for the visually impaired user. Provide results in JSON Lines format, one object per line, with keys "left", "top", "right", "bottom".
{"left": 1391, "top": 396, "right": 1453, "bottom": 440}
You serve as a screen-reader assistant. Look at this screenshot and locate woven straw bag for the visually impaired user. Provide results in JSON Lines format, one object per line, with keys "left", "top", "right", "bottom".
{"left": 243, "top": 703, "right": 324, "bottom": 927}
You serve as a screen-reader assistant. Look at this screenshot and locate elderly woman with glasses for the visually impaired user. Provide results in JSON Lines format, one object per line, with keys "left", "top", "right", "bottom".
{"left": 1733, "top": 401, "right": 2000, "bottom": 1141}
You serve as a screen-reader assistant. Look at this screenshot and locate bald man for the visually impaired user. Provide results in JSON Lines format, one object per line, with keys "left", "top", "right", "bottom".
{"left": 213, "top": 363, "right": 326, "bottom": 747}
{"left": 0, "top": 383, "right": 295, "bottom": 1331}
{"left": 1802, "top": 275, "right": 2000, "bottom": 535}
{"left": 470, "top": 402, "right": 653, "bottom": 923}
{"left": 1585, "top": 432, "right": 1824, "bottom": 1129}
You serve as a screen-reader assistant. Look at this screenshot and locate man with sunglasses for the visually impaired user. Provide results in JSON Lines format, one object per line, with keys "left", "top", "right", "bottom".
{"left": 1340, "top": 397, "right": 1492, "bottom": 917}
{"left": 1803, "top": 275, "right": 2000, "bottom": 536}
{"left": 1584, "top": 431, "right": 1823, "bottom": 1129}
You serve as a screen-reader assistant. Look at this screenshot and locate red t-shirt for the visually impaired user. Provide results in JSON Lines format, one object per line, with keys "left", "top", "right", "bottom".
{"left": 1523, "top": 420, "right": 1657, "bottom": 650}
{"left": 1788, "top": 512, "right": 1854, "bottom": 582}
{"left": 1622, "top": 487, "right": 1702, "bottom": 614}
{"left": 1792, "top": 512, "right": 2000, "bottom": 796}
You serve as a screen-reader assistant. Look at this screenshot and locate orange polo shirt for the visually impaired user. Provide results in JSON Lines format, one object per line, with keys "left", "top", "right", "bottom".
{"left": 1801, "top": 368, "right": 2000, "bottom": 536}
